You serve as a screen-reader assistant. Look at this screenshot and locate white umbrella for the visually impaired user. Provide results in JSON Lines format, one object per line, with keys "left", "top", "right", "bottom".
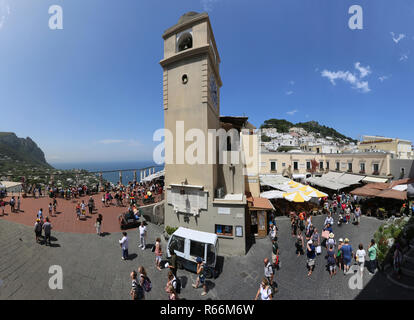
{"left": 260, "top": 190, "right": 285, "bottom": 199}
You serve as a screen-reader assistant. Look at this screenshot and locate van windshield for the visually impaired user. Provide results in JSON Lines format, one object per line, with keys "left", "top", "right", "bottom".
{"left": 190, "top": 240, "right": 205, "bottom": 260}
{"left": 169, "top": 235, "right": 185, "bottom": 254}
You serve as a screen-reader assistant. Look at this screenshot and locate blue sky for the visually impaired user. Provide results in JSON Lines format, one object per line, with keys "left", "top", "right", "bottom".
{"left": 0, "top": 0, "right": 413, "bottom": 163}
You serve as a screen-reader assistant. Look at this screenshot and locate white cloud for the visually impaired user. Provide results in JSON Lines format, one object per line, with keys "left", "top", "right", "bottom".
{"left": 286, "top": 109, "right": 298, "bottom": 116}
{"left": 354, "top": 62, "right": 371, "bottom": 78}
{"left": 98, "top": 139, "right": 125, "bottom": 144}
{"left": 201, "top": 0, "right": 220, "bottom": 12}
{"left": 285, "top": 91, "right": 293, "bottom": 95}
{"left": 378, "top": 75, "right": 390, "bottom": 82}
{"left": 400, "top": 53, "right": 409, "bottom": 61}
{"left": 390, "top": 32, "right": 406, "bottom": 44}
{"left": 321, "top": 62, "right": 371, "bottom": 93}
{"left": 0, "top": 0, "right": 10, "bottom": 30}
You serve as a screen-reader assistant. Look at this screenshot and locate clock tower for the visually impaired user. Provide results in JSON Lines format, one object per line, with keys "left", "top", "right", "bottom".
{"left": 160, "top": 12, "right": 248, "bottom": 256}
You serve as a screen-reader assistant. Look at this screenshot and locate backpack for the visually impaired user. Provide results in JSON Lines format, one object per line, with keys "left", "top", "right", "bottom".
{"left": 172, "top": 277, "right": 181, "bottom": 294}
{"left": 132, "top": 280, "right": 144, "bottom": 300}
{"left": 142, "top": 276, "right": 152, "bottom": 292}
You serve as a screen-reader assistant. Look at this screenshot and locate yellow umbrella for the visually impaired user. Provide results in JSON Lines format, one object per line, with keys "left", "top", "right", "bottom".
{"left": 305, "top": 189, "right": 328, "bottom": 198}
{"left": 298, "top": 185, "right": 314, "bottom": 193}
{"left": 288, "top": 181, "right": 300, "bottom": 189}
{"left": 283, "top": 191, "right": 311, "bottom": 202}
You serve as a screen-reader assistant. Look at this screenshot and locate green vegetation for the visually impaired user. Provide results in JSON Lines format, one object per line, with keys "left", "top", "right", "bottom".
{"left": 260, "top": 119, "right": 357, "bottom": 143}
{"left": 261, "top": 134, "right": 271, "bottom": 142}
{"left": 165, "top": 226, "right": 178, "bottom": 235}
{"left": 277, "top": 146, "right": 297, "bottom": 152}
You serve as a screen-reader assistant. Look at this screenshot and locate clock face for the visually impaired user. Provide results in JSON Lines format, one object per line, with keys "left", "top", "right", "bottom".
{"left": 209, "top": 75, "right": 218, "bottom": 111}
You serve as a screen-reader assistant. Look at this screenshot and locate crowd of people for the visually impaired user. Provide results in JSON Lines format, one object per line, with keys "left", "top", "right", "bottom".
{"left": 255, "top": 192, "right": 383, "bottom": 300}
{"left": 119, "top": 228, "right": 209, "bottom": 300}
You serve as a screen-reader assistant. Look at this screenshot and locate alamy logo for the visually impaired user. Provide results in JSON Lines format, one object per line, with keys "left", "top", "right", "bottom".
{"left": 48, "top": 265, "right": 63, "bottom": 290}
{"left": 347, "top": 265, "right": 363, "bottom": 290}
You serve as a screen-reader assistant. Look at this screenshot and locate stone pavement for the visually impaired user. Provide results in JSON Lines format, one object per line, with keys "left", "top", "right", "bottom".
{"left": 0, "top": 214, "right": 412, "bottom": 300}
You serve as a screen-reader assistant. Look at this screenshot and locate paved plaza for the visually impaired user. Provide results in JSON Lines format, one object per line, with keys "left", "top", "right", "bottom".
{"left": 0, "top": 211, "right": 413, "bottom": 300}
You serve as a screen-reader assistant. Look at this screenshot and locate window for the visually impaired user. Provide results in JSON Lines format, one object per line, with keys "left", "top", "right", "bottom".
{"left": 293, "top": 162, "right": 299, "bottom": 170}
{"left": 227, "top": 136, "right": 232, "bottom": 151}
{"left": 282, "top": 163, "right": 286, "bottom": 167}
{"left": 177, "top": 32, "right": 193, "bottom": 52}
{"left": 336, "top": 162, "right": 340, "bottom": 171}
{"left": 306, "top": 161, "right": 311, "bottom": 170}
{"left": 316, "top": 148, "right": 320, "bottom": 154}
{"left": 348, "top": 163, "right": 353, "bottom": 172}
{"left": 319, "top": 161, "right": 324, "bottom": 170}
{"left": 206, "top": 244, "right": 215, "bottom": 265}
{"left": 190, "top": 240, "right": 205, "bottom": 258}
{"left": 215, "top": 224, "right": 233, "bottom": 236}
{"left": 270, "top": 161, "right": 277, "bottom": 172}
{"left": 360, "top": 163, "right": 365, "bottom": 173}
{"left": 373, "top": 163, "right": 379, "bottom": 174}
{"left": 326, "top": 161, "right": 330, "bottom": 170}
{"left": 400, "top": 167, "right": 405, "bottom": 178}
{"left": 169, "top": 235, "right": 185, "bottom": 254}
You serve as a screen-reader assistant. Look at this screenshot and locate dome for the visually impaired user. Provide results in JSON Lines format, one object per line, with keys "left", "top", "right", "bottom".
{"left": 177, "top": 12, "right": 201, "bottom": 25}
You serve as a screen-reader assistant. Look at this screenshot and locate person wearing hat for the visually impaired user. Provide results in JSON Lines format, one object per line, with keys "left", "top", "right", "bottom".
{"left": 306, "top": 239, "right": 316, "bottom": 276}
{"left": 34, "top": 218, "right": 42, "bottom": 243}
{"left": 341, "top": 238, "right": 353, "bottom": 274}
{"left": 326, "top": 232, "right": 336, "bottom": 249}
{"left": 192, "top": 257, "right": 207, "bottom": 296}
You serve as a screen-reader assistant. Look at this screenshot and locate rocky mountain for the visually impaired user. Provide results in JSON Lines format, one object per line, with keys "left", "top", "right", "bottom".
{"left": 0, "top": 132, "right": 52, "bottom": 169}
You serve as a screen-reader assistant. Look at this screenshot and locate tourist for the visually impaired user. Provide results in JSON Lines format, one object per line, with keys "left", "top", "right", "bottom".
{"left": 312, "top": 228, "right": 321, "bottom": 255}
{"left": 354, "top": 206, "right": 361, "bottom": 225}
{"left": 166, "top": 270, "right": 178, "bottom": 292}
{"left": 88, "top": 196, "right": 94, "bottom": 215}
{"left": 119, "top": 232, "right": 129, "bottom": 260}
{"left": 53, "top": 198, "right": 57, "bottom": 216}
{"left": 341, "top": 238, "right": 353, "bottom": 274}
{"left": 154, "top": 237, "right": 163, "bottom": 271}
{"left": 0, "top": 199, "right": 5, "bottom": 216}
{"left": 76, "top": 202, "right": 81, "bottom": 220}
{"left": 327, "top": 244, "right": 337, "bottom": 278}
{"left": 192, "top": 257, "right": 207, "bottom": 296}
{"left": 291, "top": 213, "right": 298, "bottom": 237}
{"left": 48, "top": 203, "right": 53, "bottom": 217}
{"left": 42, "top": 217, "right": 52, "bottom": 246}
{"left": 337, "top": 238, "right": 344, "bottom": 271}
{"left": 166, "top": 285, "right": 178, "bottom": 300}
{"left": 298, "top": 211, "right": 305, "bottom": 232}
{"left": 138, "top": 266, "right": 151, "bottom": 298}
{"left": 306, "top": 240, "right": 316, "bottom": 277}
{"left": 295, "top": 231, "right": 304, "bottom": 256}
{"left": 95, "top": 214, "right": 103, "bottom": 236}
{"left": 254, "top": 278, "right": 272, "bottom": 300}
{"left": 324, "top": 213, "right": 334, "bottom": 228}
{"left": 17, "top": 196, "right": 21, "bottom": 212}
{"left": 269, "top": 222, "right": 277, "bottom": 241}
{"left": 81, "top": 200, "right": 86, "bottom": 216}
{"left": 263, "top": 258, "right": 274, "bottom": 288}
{"left": 272, "top": 239, "right": 280, "bottom": 270}
{"left": 10, "top": 196, "right": 15, "bottom": 213}
{"left": 37, "top": 208, "right": 43, "bottom": 220}
{"left": 34, "top": 218, "right": 42, "bottom": 243}
{"left": 393, "top": 243, "right": 403, "bottom": 280}
{"left": 101, "top": 194, "right": 105, "bottom": 208}
{"left": 130, "top": 270, "right": 144, "bottom": 300}
{"left": 345, "top": 206, "right": 351, "bottom": 224}
{"left": 168, "top": 248, "right": 178, "bottom": 277}
{"left": 355, "top": 243, "right": 367, "bottom": 278}
{"left": 326, "top": 233, "right": 336, "bottom": 249}
{"left": 367, "top": 239, "right": 378, "bottom": 274}
{"left": 138, "top": 221, "right": 147, "bottom": 250}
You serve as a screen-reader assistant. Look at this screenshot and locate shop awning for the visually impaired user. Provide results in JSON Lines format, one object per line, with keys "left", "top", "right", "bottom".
{"left": 260, "top": 190, "right": 285, "bottom": 200}
{"left": 259, "top": 174, "right": 291, "bottom": 187}
{"left": 376, "top": 189, "right": 407, "bottom": 201}
{"left": 362, "top": 176, "right": 389, "bottom": 183}
{"left": 247, "top": 196, "right": 275, "bottom": 211}
{"left": 337, "top": 174, "right": 364, "bottom": 185}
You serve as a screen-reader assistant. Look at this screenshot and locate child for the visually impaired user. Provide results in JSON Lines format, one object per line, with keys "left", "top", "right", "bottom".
{"left": 48, "top": 203, "right": 53, "bottom": 217}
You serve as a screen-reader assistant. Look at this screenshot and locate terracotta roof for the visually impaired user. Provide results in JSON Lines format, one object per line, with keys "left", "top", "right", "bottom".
{"left": 247, "top": 196, "right": 274, "bottom": 210}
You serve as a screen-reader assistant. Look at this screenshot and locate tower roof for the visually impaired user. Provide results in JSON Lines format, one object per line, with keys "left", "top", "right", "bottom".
{"left": 177, "top": 11, "right": 202, "bottom": 25}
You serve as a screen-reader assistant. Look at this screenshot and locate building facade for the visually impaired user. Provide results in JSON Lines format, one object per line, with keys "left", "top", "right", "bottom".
{"left": 357, "top": 135, "right": 413, "bottom": 159}
{"left": 259, "top": 151, "right": 392, "bottom": 178}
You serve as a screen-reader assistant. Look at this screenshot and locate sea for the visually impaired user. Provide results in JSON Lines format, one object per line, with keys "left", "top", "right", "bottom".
{"left": 51, "top": 161, "right": 164, "bottom": 185}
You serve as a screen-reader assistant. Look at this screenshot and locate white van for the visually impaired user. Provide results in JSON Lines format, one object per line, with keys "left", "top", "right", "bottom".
{"left": 167, "top": 227, "right": 219, "bottom": 278}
